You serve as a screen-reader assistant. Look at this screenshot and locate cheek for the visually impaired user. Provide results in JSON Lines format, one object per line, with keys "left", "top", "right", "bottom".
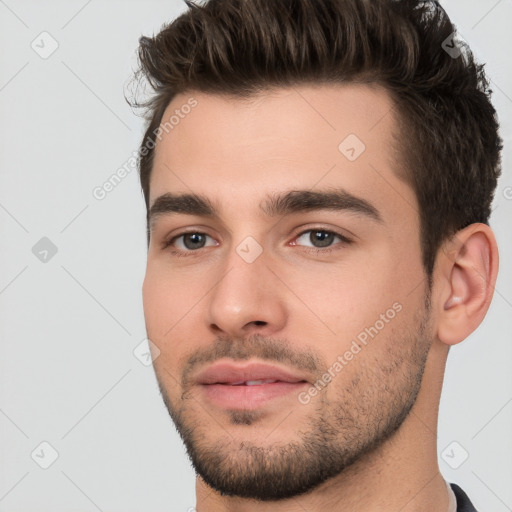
{"left": 142, "top": 267, "right": 186, "bottom": 338}
{"left": 280, "top": 253, "right": 390, "bottom": 323}
{"left": 278, "top": 249, "right": 417, "bottom": 354}
{"left": 142, "top": 264, "right": 215, "bottom": 359}
{"left": 142, "top": 271, "right": 166, "bottom": 327}
{"left": 142, "top": 271, "right": 190, "bottom": 384}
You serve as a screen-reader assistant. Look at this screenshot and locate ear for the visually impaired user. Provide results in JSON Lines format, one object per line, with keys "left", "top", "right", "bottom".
{"left": 435, "top": 223, "right": 499, "bottom": 346}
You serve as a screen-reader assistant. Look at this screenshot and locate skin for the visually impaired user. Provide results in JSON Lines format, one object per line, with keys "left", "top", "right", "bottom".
{"left": 142, "top": 84, "right": 499, "bottom": 511}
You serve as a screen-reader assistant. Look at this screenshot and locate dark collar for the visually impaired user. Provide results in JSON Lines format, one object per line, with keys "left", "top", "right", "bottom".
{"left": 450, "top": 483, "right": 478, "bottom": 512}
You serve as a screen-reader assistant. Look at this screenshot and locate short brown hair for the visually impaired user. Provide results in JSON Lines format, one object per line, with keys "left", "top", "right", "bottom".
{"left": 130, "top": 0, "right": 502, "bottom": 279}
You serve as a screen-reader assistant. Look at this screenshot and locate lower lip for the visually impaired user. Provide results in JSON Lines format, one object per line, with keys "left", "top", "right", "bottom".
{"left": 201, "top": 382, "right": 308, "bottom": 410}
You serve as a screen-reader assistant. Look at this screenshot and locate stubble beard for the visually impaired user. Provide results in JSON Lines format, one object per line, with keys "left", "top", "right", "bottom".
{"left": 154, "top": 297, "right": 432, "bottom": 501}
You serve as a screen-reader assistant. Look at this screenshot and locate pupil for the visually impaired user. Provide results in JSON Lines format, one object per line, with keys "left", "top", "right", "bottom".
{"left": 184, "top": 233, "right": 205, "bottom": 249}
{"left": 311, "top": 230, "right": 333, "bottom": 248}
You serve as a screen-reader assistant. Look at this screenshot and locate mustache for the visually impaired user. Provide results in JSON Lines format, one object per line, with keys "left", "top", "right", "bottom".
{"left": 181, "top": 333, "right": 325, "bottom": 389}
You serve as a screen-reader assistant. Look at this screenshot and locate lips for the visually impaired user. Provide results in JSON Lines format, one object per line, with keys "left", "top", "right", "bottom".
{"left": 195, "top": 361, "right": 310, "bottom": 386}
{"left": 194, "top": 361, "right": 311, "bottom": 410}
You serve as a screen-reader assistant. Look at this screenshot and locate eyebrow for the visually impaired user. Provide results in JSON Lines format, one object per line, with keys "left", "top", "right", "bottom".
{"left": 148, "top": 188, "right": 383, "bottom": 231}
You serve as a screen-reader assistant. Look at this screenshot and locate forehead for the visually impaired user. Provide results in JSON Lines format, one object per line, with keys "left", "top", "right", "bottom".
{"left": 149, "top": 84, "right": 417, "bottom": 226}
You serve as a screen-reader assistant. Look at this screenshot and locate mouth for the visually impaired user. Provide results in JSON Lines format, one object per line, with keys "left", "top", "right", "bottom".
{"left": 194, "top": 361, "right": 311, "bottom": 410}
{"left": 222, "top": 379, "right": 286, "bottom": 386}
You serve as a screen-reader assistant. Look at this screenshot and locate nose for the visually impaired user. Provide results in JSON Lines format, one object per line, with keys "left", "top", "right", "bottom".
{"left": 206, "top": 244, "right": 288, "bottom": 338}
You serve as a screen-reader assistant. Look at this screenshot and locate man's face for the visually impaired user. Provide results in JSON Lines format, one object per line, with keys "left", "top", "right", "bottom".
{"left": 143, "top": 84, "right": 433, "bottom": 500}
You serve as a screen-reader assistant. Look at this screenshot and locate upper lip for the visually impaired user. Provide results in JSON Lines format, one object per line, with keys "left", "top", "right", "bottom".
{"left": 194, "top": 360, "right": 311, "bottom": 385}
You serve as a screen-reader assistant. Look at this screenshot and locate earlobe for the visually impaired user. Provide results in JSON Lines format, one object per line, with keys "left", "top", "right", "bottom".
{"left": 436, "top": 224, "right": 498, "bottom": 346}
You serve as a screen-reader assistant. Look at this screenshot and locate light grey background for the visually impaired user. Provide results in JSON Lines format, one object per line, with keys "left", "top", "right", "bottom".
{"left": 0, "top": 1, "right": 510, "bottom": 510}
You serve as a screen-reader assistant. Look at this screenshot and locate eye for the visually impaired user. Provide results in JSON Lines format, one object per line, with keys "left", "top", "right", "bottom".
{"left": 162, "top": 227, "right": 352, "bottom": 257}
{"left": 163, "top": 232, "right": 217, "bottom": 253}
{"left": 292, "top": 229, "right": 352, "bottom": 250}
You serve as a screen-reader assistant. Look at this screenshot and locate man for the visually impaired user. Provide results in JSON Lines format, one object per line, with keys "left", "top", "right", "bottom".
{"left": 132, "top": 0, "right": 502, "bottom": 510}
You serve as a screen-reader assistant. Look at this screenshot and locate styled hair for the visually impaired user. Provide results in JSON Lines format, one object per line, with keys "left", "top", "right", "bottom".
{"left": 130, "top": 0, "right": 502, "bottom": 279}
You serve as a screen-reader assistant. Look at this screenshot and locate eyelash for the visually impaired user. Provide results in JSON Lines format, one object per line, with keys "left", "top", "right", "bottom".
{"left": 161, "top": 228, "right": 353, "bottom": 258}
